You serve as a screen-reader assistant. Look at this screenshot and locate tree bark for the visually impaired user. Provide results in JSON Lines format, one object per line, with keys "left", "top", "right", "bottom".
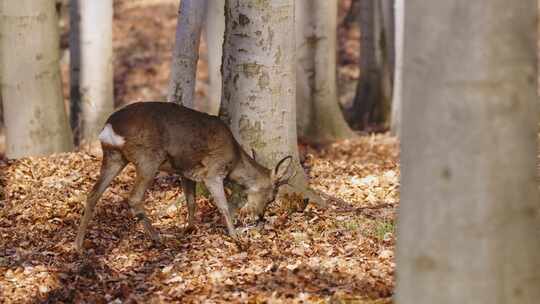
{"left": 70, "top": 0, "right": 114, "bottom": 148}
{"left": 397, "top": 1, "right": 540, "bottom": 303}
{"left": 380, "top": 0, "right": 395, "bottom": 82}
{"left": 1, "top": 0, "right": 73, "bottom": 158}
{"left": 348, "top": 0, "right": 393, "bottom": 130}
{"left": 295, "top": 0, "right": 355, "bottom": 145}
{"left": 390, "top": 0, "right": 403, "bottom": 136}
{"left": 220, "top": 0, "right": 323, "bottom": 206}
{"left": 167, "top": 0, "right": 207, "bottom": 108}
{"left": 203, "top": 0, "right": 225, "bottom": 115}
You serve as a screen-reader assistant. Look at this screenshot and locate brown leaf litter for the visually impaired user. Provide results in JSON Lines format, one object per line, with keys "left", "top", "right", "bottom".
{"left": 0, "top": 134, "right": 399, "bottom": 303}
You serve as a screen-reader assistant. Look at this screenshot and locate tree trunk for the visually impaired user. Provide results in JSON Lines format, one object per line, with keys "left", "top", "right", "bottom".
{"left": 1, "top": 0, "right": 73, "bottom": 158}
{"left": 70, "top": 0, "right": 114, "bottom": 149}
{"left": 220, "top": 0, "right": 323, "bottom": 207}
{"left": 167, "top": 0, "right": 207, "bottom": 108}
{"left": 203, "top": 0, "right": 225, "bottom": 115}
{"left": 397, "top": 1, "right": 540, "bottom": 303}
{"left": 390, "top": 0, "right": 403, "bottom": 136}
{"left": 295, "top": 0, "right": 355, "bottom": 145}
{"left": 348, "top": 0, "right": 393, "bottom": 130}
{"left": 380, "top": 0, "right": 395, "bottom": 82}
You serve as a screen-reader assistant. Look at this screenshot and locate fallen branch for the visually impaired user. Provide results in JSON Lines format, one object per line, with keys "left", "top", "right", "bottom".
{"left": 310, "top": 188, "right": 395, "bottom": 213}
{"left": 335, "top": 203, "right": 395, "bottom": 214}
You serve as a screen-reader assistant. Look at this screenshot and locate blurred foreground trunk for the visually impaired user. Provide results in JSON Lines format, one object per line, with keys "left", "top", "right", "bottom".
{"left": 397, "top": 1, "right": 540, "bottom": 303}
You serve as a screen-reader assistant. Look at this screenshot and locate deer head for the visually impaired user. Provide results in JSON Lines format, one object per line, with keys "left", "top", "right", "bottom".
{"left": 241, "top": 155, "right": 296, "bottom": 220}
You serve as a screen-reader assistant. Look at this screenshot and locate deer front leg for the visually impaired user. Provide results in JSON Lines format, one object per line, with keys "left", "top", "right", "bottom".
{"left": 181, "top": 178, "right": 197, "bottom": 234}
{"left": 204, "top": 176, "right": 237, "bottom": 237}
{"left": 129, "top": 163, "right": 161, "bottom": 242}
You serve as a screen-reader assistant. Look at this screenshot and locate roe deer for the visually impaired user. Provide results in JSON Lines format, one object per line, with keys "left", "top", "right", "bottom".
{"left": 75, "top": 102, "right": 294, "bottom": 253}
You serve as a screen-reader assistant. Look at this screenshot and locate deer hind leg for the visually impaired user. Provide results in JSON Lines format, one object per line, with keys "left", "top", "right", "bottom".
{"left": 181, "top": 178, "right": 197, "bottom": 233}
{"left": 204, "top": 176, "right": 237, "bottom": 237}
{"left": 129, "top": 159, "right": 163, "bottom": 242}
{"left": 76, "top": 149, "right": 127, "bottom": 253}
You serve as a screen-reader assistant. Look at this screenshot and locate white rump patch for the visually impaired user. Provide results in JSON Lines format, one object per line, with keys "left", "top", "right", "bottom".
{"left": 98, "top": 123, "right": 125, "bottom": 147}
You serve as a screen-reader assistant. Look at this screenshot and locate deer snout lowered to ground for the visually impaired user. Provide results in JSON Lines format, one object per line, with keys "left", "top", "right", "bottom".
{"left": 75, "top": 101, "right": 294, "bottom": 253}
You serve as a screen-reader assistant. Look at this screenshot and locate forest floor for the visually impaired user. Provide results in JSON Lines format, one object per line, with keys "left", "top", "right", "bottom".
{"left": 0, "top": 134, "right": 399, "bottom": 303}
{"left": 0, "top": 1, "right": 399, "bottom": 302}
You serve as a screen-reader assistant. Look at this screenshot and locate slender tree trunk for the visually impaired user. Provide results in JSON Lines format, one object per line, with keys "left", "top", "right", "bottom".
{"left": 397, "top": 1, "right": 540, "bottom": 303}
{"left": 380, "top": 0, "right": 395, "bottom": 82}
{"left": 295, "top": 0, "right": 355, "bottom": 145}
{"left": 349, "top": 0, "right": 393, "bottom": 130}
{"left": 221, "top": 0, "right": 323, "bottom": 207}
{"left": 167, "top": 0, "right": 207, "bottom": 108}
{"left": 0, "top": 92, "right": 3, "bottom": 129}
{"left": 204, "top": 0, "right": 225, "bottom": 115}
{"left": 380, "top": 0, "right": 395, "bottom": 124}
{"left": 390, "top": 0, "right": 403, "bottom": 136}
{"left": 0, "top": 0, "right": 73, "bottom": 158}
{"left": 350, "top": 0, "right": 380, "bottom": 129}
{"left": 70, "top": 0, "right": 114, "bottom": 149}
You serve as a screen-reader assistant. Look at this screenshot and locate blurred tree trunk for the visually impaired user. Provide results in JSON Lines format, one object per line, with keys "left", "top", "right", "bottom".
{"left": 295, "top": 0, "right": 355, "bottom": 145}
{"left": 0, "top": 0, "right": 73, "bottom": 158}
{"left": 220, "top": 0, "right": 323, "bottom": 207}
{"left": 70, "top": 0, "right": 114, "bottom": 149}
{"left": 341, "top": 0, "right": 360, "bottom": 28}
{"left": 390, "top": 0, "right": 403, "bottom": 136}
{"left": 0, "top": 92, "right": 3, "bottom": 129}
{"left": 397, "top": 1, "right": 540, "bottom": 303}
{"left": 168, "top": 0, "right": 207, "bottom": 108}
{"left": 348, "top": 0, "right": 394, "bottom": 130}
{"left": 203, "top": 0, "right": 225, "bottom": 116}
{"left": 381, "top": 0, "right": 395, "bottom": 82}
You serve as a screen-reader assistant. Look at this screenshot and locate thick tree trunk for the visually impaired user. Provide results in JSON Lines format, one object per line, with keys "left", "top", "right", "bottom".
{"left": 295, "top": 0, "right": 355, "bottom": 145}
{"left": 167, "top": 0, "right": 207, "bottom": 108}
{"left": 390, "top": 0, "right": 403, "bottom": 136}
{"left": 397, "top": 1, "right": 540, "bottom": 303}
{"left": 1, "top": 0, "right": 73, "bottom": 158}
{"left": 203, "top": 0, "right": 225, "bottom": 115}
{"left": 221, "top": 0, "right": 323, "bottom": 207}
{"left": 70, "top": 0, "right": 114, "bottom": 148}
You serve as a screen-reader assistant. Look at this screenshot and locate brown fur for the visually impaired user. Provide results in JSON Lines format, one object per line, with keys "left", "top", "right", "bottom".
{"left": 75, "top": 102, "right": 293, "bottom": 253}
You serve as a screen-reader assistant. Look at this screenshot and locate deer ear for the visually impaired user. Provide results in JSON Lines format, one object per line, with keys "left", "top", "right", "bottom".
{"left": 251, "top": 149, "right": 257, "bottom": 161}
{"left": 272, "top": 156, "right": 293, "bottom": 184}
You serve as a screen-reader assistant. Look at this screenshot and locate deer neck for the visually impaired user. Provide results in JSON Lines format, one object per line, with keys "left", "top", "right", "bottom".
{"left": 229, "top": 148, "right": 270, "bottom": 192}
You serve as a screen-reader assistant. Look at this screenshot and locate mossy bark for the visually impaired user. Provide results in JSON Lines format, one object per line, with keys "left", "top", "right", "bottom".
{"left": 220, "top": 0, "right": 324, "bottom": 207}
